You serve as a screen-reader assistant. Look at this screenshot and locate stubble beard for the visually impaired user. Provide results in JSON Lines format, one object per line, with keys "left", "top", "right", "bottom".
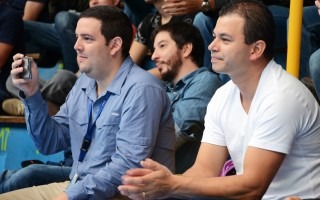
{"left": 160, "top": 52, "right": 183, "bottom": 83}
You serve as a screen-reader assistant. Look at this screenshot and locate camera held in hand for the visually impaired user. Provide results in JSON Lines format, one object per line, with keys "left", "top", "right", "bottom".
{"left": 18, "top": 57, "right": 32, "bottom": 79}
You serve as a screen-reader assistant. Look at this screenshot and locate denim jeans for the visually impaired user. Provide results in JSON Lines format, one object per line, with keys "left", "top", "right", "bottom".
{"left": 309, "top": 49, "right": 320, "bottom": 99}
{"left": 193, "top": 12, "right": 216, "bottom": 72}
{"left": 24, "top": 21, "right": 60, "bottom": 55}
{"left": 0, "top": 164, "right": 71, "bottom": 194}
{"left": 193, "top": 5, "right": 289, "bottom": 84}
{"left": 55, "top": 11, "right": 79, "bottom": 73}
{"left": 24, "top": 11, "right": 79, "bottom": 73}
{"left": 268, "top": 5, "right": 289, "bottom": 69}
{"left": 123, "top": 0, "right": 155, "bottom": 27}
{"left": 301, "top": 6, "right": 320, "bottom": 78}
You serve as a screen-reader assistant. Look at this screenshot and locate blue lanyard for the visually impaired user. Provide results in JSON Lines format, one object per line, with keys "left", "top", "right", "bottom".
{"left": 78, "top": 92, "right": 111, "bottom": 163}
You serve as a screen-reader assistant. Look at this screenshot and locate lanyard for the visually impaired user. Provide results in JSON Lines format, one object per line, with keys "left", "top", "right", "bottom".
{"left": 78, "top": 92, "right": 111, "bottom": 163}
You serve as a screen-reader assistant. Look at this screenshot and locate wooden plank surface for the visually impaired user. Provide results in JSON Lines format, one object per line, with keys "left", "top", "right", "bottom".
{"left": 0, "top": 116, "right": 25, "bottom": 124}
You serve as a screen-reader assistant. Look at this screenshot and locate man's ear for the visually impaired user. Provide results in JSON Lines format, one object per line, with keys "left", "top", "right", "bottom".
{"left": 249, "top": 40, "right": 266, "bottom": 61}
{"left": 109, "top": 36, "right": 122, "bottom": 56}
{"left": 182, "top": 43, "right": 193, "bottom": 58}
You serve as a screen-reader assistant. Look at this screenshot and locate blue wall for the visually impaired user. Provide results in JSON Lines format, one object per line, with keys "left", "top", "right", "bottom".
{"left": 0, "top": 123, "right": 64, "bottom": 170}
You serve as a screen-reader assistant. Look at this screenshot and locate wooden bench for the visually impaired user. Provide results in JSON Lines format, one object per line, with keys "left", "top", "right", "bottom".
{"left": 0, "top": 115, "right": 25, "bottom": 124}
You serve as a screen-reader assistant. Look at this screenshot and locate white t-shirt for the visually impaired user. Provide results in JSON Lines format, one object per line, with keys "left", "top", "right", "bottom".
{"left": 202, "top": 60, "right": 320, "bottom": 199}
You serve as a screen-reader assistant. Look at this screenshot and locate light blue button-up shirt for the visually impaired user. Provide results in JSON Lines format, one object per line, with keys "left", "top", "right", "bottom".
{"left": 22, "top": 57, "right": 175, "bottom": 200}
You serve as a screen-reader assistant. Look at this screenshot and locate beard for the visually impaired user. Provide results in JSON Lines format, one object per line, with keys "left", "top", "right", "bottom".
{"left": 159, "top": 52, "right": 183, "bottom": 83}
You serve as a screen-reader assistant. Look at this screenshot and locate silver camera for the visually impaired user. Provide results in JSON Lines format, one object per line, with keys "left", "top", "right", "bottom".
{"left": 18, "top": 57, "right": 32, "bottom": 79}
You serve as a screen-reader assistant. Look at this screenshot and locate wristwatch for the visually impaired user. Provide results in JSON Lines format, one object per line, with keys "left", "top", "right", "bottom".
{"left": 201, "top": 0, "right": 210, "bottom": 12}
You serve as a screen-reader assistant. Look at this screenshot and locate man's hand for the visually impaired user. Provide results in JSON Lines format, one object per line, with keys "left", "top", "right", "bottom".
{"left": 118, "top": 159, "right": 175, "bottom": 200}
{"left": 11, "top": 53, "right": 39, "bottom": 98}
{"left": 162, "top": 0, "right": 203, "bottom": 15}
{"left": 53, "top": 192, "right": 68, "bottom": 200}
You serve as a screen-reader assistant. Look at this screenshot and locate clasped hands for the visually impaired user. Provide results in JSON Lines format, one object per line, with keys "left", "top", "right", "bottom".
{"left": 118, "top": 158, "right": 174, "bottom": 200}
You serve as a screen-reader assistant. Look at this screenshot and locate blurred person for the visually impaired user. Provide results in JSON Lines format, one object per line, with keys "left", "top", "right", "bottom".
{"left": 129, "top": 0, "right": 196, "bottom": 72}
{"left": 0, "top": 148, "right": 73, "bottom": 194}
{"left": 300, "top": 1, "right": 320, "bottom": 78}
{"left": 24, "top": 0, "right": 89, "bottom": 71}
{"left": 23, "top": 0, "right": 51, "bottom": 22}
{"left": 122, "top": 0, "right": 156, "bottom": 27}
{"left": 304, "top": 1, "right": 320, "bottom": 101}
{"left": 3, "top": 0, "right": 121, "bottom": 116}
{"left": 309, "top": 49, "right": 320, "bottom": 101}
{"left": 0, "top": 2, "right": 24, "bottom": 113}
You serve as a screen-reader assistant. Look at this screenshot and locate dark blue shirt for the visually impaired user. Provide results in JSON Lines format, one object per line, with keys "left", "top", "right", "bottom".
{"left": 166, "top": 67, "right": 222, "bottom": 148}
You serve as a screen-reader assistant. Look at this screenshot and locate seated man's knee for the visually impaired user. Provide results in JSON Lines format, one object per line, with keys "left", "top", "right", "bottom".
{"left": 11, "top": 164, "right": 44, "bottom": 183}
{"left": 55, "top": 11, "right": 79, "bottom": 33}
{"left": 193, "top": 12, "right": 215, "bottom": 29}
{"left": 309, "top": 49, "right": 320, "bottom": 74}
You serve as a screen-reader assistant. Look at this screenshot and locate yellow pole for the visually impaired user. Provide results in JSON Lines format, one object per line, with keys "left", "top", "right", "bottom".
{"left": 286, "top": 0, "right": 303, "bottom": 78}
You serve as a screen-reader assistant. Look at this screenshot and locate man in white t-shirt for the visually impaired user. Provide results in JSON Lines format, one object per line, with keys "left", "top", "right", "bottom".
{"left": 118, "top": 1, "right": 320, "bottom": 200}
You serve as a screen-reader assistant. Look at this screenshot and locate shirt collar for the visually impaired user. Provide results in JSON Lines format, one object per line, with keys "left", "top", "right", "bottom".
{"left": 167, "top": 67, "right": 206, "bottom": 91}
{"left": 79, "top": 57, "right": 134, "bottom": 99}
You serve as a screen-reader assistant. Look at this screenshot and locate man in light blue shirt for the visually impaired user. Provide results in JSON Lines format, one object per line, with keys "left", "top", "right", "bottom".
{"left": 4, "top": 5, "right": 175, "bottom": 200}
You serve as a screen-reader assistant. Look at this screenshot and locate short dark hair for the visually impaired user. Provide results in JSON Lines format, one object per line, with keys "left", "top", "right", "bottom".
{"left": 219, "top": 0, "right": 275, "bottom": 60}
{"left": 80, "top": 6, "right": 133, "bottom": 58}
{"left": 151, "top": 22, "right": 205, "bottom": 67}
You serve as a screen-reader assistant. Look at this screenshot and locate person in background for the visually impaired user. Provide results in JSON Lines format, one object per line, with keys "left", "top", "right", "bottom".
{"left": 23, "top": 0, "right": 51, "bottom": 22}
{"left": 299, "top": 0, "right": 320, "bottom": 79}
{"left": 161, "top": 0, "right": 289, "bottom": 83}
{"left": 0, "top": 1, "right": 24, "bottom": 114}
{"left": 118, "top": 1, "right": 320, "bottom": 199}
{"left": 23, "top": 0, "right": 47, "bottom": 20}
{"left": 24, "top": 0, "right": 89, "bottom": 71}
{"left": 129, "top": 0, "right": 196, "bottom": 72}
{"left": 1, "top": 5, "right": 175, "bottom": 200}
{"left": 2, "top": 0, "right": 121, "bottom": 116}
{"left": 1, "top": 0, "right": 62, "bottom": 114}
{"left": 122, "top": 0, "right": 155, "bottom": 27}
{"left": 151, "top": 22, "right": 222, "bottom": 173}
{"left": 304, "top": 1, "right": 320, "bottom": 102}
{"left": 0, "top": 148, "right": 73, "bottom": 194}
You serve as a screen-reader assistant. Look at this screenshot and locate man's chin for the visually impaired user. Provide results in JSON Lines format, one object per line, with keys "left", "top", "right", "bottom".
{"left": 78, "top": 67, "right": 89, "bottom": 75}
{"left": 211, "top": 63, "right": 224, "bottom": 73}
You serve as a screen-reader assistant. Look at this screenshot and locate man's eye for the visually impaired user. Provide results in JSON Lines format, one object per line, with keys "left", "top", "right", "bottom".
{"left": 222, "top": 38, "right": 230, "bottom": 42}
{"left": 84, "top": 36, "right": 93, "bottom": 41}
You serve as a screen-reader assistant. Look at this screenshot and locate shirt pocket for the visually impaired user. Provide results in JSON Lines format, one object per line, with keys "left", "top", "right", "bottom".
{"left": 69, "top": 110, "right": 89, "bottom": 140}
{"left": 91, "top": 114, "right": 121, "bottom": 158}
